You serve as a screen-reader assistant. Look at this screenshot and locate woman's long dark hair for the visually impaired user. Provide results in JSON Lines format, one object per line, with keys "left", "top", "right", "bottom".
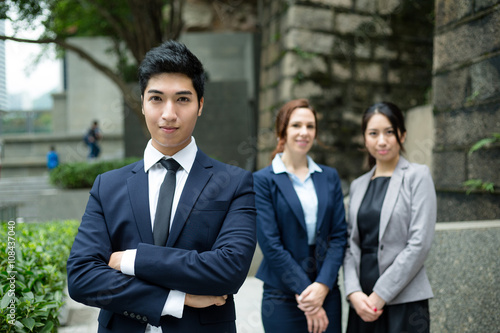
{"left": 362, "top": 102, "right": 407, "bottom": 168}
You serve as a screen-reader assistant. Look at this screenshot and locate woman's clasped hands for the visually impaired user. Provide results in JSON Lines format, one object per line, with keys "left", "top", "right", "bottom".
{"left": 348, "top": 291, "right": 385, "bottom": 322}
{"left": 296, "top": 282, "right": 330, "bottom": 333}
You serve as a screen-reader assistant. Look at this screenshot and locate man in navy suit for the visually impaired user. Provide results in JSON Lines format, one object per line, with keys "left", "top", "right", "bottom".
{"left": 67, "top": 40, "right": 257, "bottom": 333}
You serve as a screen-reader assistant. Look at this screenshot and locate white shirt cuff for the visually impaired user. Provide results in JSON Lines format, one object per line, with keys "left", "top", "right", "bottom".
{"left": 121, "top": 249, "right": 185, "bottom": 318}
{"left": 120, "top": 249, "right": 137, "bottom": 276}
{"left": 162, "top": 290, "right": 186, "bottom": 318}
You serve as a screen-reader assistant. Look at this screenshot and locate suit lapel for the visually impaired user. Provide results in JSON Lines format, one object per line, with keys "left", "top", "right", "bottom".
{"left": 166, "top": 150, "right": 213, "bottom": 247}
{"left": 350, "top": 169, "right": 374, "bottom": 230}
{"left": 273, "top": 172, "right": 307, "bottom": 231}
{"left": 127, "top": 161, "right": 154, "bottom": 244}
{"left": 379, "top": 157, "right": 408, "bottom": 240}
{"left": 311, "top": 171, "right": 327, "bottom": 230}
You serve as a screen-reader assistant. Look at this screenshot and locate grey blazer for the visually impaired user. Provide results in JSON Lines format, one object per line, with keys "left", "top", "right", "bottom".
{"left": 343, "top": 156, "right": 436, "bottom": 305}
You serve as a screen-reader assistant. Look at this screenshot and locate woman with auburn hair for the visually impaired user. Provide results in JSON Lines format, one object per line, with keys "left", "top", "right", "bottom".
{"left": 344, "top": 101, "right": 437, "bottom": 333}
{"left": 254, "top": 99, "right": 347, "bottom": 333}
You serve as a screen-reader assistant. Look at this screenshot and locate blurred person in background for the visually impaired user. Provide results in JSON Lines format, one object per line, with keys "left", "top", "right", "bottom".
{"left": 46, "top": 145, "right": 59, "bottom": 171}
{"left": 84, "top": 120, "right": 102, "bottom": 159}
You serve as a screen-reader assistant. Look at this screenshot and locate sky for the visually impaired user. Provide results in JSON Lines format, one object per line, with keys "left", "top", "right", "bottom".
{"left": 5, "top": 19, "right": 62, "bottom": 101}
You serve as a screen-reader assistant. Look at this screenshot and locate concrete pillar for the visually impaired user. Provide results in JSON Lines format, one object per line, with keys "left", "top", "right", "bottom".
{"left": 404, "top": 105, "right": 434, "bottom": 170}
{"left": 51, "top": 92, "right": 67, "bottom": 133}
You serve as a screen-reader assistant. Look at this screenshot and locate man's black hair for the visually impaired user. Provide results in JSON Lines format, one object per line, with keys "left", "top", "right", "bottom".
{"left": 138, "top": 40, "right": 205, "bottom": 103}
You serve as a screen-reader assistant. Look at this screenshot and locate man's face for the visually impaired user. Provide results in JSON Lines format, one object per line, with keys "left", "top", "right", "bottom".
{"left": 142, "top": 73, "right": 204, "bottom": 156}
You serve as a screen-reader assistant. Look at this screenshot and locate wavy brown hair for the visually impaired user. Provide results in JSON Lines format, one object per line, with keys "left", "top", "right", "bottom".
{"left": 270, "top": 99, "right": 318, "bottom": 160}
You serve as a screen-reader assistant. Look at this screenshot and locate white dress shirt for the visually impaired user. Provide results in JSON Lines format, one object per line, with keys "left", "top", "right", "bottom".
{"left": 272, "top": 153, "right": 322, "bottom": 245}
{"left": 120, "top": 137, "right": 198, "bottom": 332}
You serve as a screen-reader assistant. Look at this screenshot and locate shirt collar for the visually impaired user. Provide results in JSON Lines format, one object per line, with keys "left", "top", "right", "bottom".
{"left": 144, "top": 137, "right": 198, "bottom": 173}
{"left": 271, "top": 153, "right": 322, "bottom": 175}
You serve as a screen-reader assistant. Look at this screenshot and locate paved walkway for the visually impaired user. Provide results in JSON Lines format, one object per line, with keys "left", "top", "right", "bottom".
{"left": 234, "top": 277, "right": 265, "bottom": 333}
{"left": 59, "top": 277, "right": 265, "bottom": 333}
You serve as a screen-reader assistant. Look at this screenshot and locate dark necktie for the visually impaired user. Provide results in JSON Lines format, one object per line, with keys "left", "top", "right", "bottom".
{"left": 153, "top": 158, "right": 181, "bottom": 246}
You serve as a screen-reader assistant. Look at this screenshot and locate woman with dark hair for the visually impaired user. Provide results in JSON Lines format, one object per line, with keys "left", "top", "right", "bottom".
{"left": 254, "top": 99, "right": 347, "bottom": 333}
{"left": 343, "top": 102, "right": 437, "bottom": 333}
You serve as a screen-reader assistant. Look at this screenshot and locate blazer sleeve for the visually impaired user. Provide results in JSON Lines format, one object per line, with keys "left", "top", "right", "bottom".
{"left": 254, "top": 172, "right": 312, "bottom": 295}
{"left": 67, "top": 174, "right": 168, "bottom": 327}
{"left": 343, "top": 180, "right": 363, "bottom": 297}
{"left": 373, "top": 165, "right": 437, "bottom": 303}
{"left": 315, "top": 169, "right": 347, "bottom": 289}
{"left": 133, "top": 170, "right": 257, "bottom": 296}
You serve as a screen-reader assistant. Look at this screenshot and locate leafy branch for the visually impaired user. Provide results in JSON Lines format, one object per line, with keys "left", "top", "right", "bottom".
{"left": 462, "top": 179, "right": 495, "bottom": 194}
{"left": 292, "top": 46, "right": 316, "bottom": 60}
{"left": 462, "top": 132, "right": 499, "bottom": 194}
{"left": 0, "top": 0, "right": 184, "bottom": 124}
{"left": 468, "top": 133, "right": 500, "bottom": 155}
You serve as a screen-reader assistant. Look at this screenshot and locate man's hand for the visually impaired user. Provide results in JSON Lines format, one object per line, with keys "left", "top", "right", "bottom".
{"left": 108, "top": 251, "right": 124, "bottom": 271}
{"left": 185, "top": 294, "right": 228, "bottom": 308}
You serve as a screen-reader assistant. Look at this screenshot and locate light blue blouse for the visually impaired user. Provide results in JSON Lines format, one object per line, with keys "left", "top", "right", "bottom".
{"left": 272, "top": 154, "right": 322, "bottom": 245}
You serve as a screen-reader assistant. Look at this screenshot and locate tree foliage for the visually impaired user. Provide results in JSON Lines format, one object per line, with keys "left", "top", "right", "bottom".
{"left": 0, "top": 0, "right": 184, "bottom": 117}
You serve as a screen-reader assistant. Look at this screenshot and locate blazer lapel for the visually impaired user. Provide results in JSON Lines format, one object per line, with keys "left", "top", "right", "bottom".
{"left": 350, "top": 168, "right": 374, "bottom": 219}
{"left": 166, "top": 150, "right": 213, "bottom": 247}
{"left": 311, "top": 171, "right": 327, "bottom": 230}
{"left": 273, "top": 172, "right": 307, "bottom": 231}
{"left": 379, "top": 157, "right": 408, "bottom": 239}
{"left": 127, "top": 161, "right": 154, "bottom": 244}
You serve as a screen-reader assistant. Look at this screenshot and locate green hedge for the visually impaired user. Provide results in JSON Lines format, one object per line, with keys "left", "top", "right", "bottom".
{"left": 0, "top": 220, "right": 80, "bottom": 332}
{"left": 49, "top": 158, "right": 140, "bottom": 189}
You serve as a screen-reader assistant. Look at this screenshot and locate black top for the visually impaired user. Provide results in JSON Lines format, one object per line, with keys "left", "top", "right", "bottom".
{"left": 357, "top": 177, "right": 391, "bottom": 294}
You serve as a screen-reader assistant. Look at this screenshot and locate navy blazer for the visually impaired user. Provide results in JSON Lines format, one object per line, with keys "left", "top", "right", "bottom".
{"left": 254, "top": 164, "right": 347, "bottom": 295}
{"left": 67, "top": 150, "right": 257, "bottom": 333}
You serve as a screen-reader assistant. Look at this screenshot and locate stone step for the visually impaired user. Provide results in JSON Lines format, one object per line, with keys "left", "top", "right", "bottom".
{"left": 0, "top": 176, "right": 60, "bottom": 221}
{"left": 0, "top": 176, "right": 56, "bottom": 191}
{"left": 0, "top": 191, "right": 59, "bottom": 204}
{"left": 0, "top": 175, "right": 52, "bottom": 184}
{"left": 0, "top": 184, "right": 57, "bottom": 202}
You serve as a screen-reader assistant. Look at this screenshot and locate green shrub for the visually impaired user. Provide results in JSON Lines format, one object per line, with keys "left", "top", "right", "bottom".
{"left": 49, "top": 158, "right": 140, "bottom": 189}
{"left": 0, "top": 220, "right": 80, "bottom": 332}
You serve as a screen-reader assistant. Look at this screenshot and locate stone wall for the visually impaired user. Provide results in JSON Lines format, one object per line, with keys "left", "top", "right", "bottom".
{"left": 182, "top": 0, "right": 258, "bottom": 33}
{"left": 257, "top": 0, "right": 434, "bottom": 179}
{"left": 432, "top": 0, "right": 500, "bottom": 221}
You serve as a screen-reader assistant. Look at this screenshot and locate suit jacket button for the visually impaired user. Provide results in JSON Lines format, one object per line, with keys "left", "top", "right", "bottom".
{"left": 123, "top": 311, "right": 129, "bottom": 316}
{"left": 143, "top": 316, "right": 148, "bottom": 323}
{"left": 130, "top": 313, "right": 135, "bottom": 319}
